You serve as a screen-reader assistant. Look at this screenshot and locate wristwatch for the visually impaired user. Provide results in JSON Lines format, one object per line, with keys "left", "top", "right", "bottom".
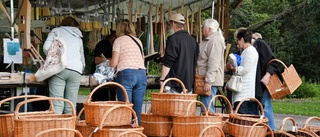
{"left": 159, "top": 79, "right": 165, "bottom": 82}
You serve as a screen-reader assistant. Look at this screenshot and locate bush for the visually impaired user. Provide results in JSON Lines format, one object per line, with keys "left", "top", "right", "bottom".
{"left": 287, "top": 77, "right": 319, "bottom": 98}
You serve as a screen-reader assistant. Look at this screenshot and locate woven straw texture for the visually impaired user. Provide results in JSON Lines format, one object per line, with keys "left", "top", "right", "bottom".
{"left": 140, "top": 106, "right": 172, "bottom": 137}
{"left": 151, "top": 78, "right": 197, "bottom": 116}
{"left": 91, "top": 106, "right": 145, "bottom": 137}
{"left": 198, "top": 125, "right": 225, "bottom": 137}
{"left": 14, "top": 97, "right": 76, "bottom": 137}
{"left": 266, "top": 59, "right": 302, "bottom": 99}
{"left": 0, "top": 95, "right": 50, "bottom": 137}
{"left": 172, "top": 101, "right": 223, "bottom": 137}
{"left": 301, "top": 116, "right": 320, "bottom": 136}
{"left": 85, "top": 82, "right": 133, "bottom": 126}
{"left": 76, "top": 107, "right": 94, "bottom": 137}
{"left": 267, "top": 117, "right": 318, "bottom": 137}
{"left": 228, "top": 122, "right": 272, "bottom": 137}
{"left": 35, "top": 128, "right": 82, "bottom": 137}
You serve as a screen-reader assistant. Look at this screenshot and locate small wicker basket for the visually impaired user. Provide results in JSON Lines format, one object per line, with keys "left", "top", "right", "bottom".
{"left": 35, "top": 128, "right": 83, "bottom": 137}
{"left": 0, "top": 95, "right": 51, "bottom": 137}
{"left": 266, "top": 117, "right": 318, "bottom": 137}
{"left": 266, "top": 59, "right": 302, "bottom": 99}
{"left": 140, "top": 106, "right": 172, "bottom": 137}
{"left": 90, "top": 105, "right": 144, "bottom": 137}
{"left": 301, "top": 116, "right": 320, "bottom": 136}
{"left": 172, "top": 101, "right": 223, "bottom": 137}
{"left": 118, "top": 131, "right": 147, "bottom": 137}
{"left": 85, "top": 82, "right": 133, "bottom": 127}
{"left": 151, "top": 78, "right": 198, "bottom": 116}
{"left": 76, "top": 107, "right": 94, "bottom": 137}
{"left": 14, "top": 97, "right": 76, "bottom": 137}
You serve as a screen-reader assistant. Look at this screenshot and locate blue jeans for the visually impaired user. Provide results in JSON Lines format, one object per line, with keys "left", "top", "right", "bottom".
{"left": 261, "top": 89, "right": 276, "bottom": 130}
{"left": 200, "top": 86, "right": 218, "bottom": 113}
{"left": 116, "top": 69, "right": 147, "bottom": 125}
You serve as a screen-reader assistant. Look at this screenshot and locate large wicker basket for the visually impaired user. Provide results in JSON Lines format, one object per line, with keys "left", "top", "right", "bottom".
{"left": 0, "top": 95, "right": 51, "bottom": 137}
{"left": 90, "top": 105, "right": 144, "bottom": 137}
{"left": 118, "top": 131, "right": 147, "bottom": 137}
{"left": 227, "top": 122, "right": 270, "bottom": 137}
{"left": 172, "top": 101, "right": 223, "bottom": 137}
{"left": 35, "top": 128, "right": 83, "bottom": 137}
{"left": 266, "top": 117, "right": 318, "bottom": 137}
{"left": 301, "top": 116, "right": 320, "bottom": 136}
{"left": 151, "top": 78, "right": 197, "bottom": 116}
{"left": 266, "top": 59, "right": 302, "bottom": 99}
{"left": 85, "top": 82, "right": 133, "bottom": 126}
{"left": 14, "top": 97, "right": 76, "bottom": 137}
{"left": 76, "top": 107, "right": 93, "bottom": 137}
{"left": 140, "top": 106, "right": 172, "bottom": 137}
{"left": 198, "top": 125, "right": 224, "bottom": 137}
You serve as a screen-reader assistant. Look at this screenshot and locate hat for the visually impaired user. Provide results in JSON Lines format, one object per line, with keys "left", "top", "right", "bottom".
{"left": 170, "top": 13, "right": 185, "bottom": 24}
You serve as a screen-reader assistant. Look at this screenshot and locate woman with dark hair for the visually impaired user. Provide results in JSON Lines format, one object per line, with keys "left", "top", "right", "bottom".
{"left": 43, "top": 16, "right": 85, "bottom": 114}
{"left": 110, "top": 19, "right": 147, "bottom": 125}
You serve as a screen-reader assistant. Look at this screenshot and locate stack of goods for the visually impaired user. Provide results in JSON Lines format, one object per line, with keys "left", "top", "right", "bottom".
{"left": 84, "top": 82, "right": 145, "bottom": 137}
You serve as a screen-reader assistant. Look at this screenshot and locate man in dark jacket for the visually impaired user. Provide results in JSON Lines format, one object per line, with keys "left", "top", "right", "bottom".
{"left": 159, "top": 13, "right": 199, "bottom": 93}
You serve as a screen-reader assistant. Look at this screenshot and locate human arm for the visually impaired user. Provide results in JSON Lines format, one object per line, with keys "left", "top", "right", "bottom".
{"left": 110, "top": 51, "right": 119, "bottom": 68}
{"left": 43, "top": 28, "right": 57, "bottom": 55}
{"left": 235, "top": 48, "right": 258, "bottom": 76}
{"left": 159, "top": 65, "right": 170, "bottom": 86}
{"left": 80, "top": 42, "right": 86, "bottom": 72}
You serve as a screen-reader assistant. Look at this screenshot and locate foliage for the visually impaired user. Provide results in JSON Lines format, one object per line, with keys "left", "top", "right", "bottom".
{"left": 287, "top": 77, "right": 320, "bottom": 98}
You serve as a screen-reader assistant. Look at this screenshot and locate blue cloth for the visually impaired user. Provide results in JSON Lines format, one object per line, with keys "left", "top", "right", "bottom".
{"left": 261, "top": 89, "right": 276, "bottom": 130}
{"left": 234, "top": 54, "right": 242, "bottom": 66}
{"left": 199, "top": 86, "right": 218, "bottom": 113}
{"left": 116, "top": 69, "right": 147, "bottom": 125}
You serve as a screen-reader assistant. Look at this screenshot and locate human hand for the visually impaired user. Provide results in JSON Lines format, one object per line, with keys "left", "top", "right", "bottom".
{"left": 204, "top": 83, "right": 212, "bottom": 93}
{"left": 261, "top": 72, "right": 271, "bottom": 85}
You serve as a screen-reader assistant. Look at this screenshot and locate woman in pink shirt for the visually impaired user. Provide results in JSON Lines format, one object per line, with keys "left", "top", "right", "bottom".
{"left": 110, "top": 19, "right": 147, "bottom": 125}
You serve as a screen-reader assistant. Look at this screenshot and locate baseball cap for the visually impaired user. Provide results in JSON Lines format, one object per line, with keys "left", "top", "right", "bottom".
{"left": 170, "top": 13, "right": 185, "bottom": 24}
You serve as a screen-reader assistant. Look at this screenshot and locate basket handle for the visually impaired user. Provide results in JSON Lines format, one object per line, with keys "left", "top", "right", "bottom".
{"left": 14, "top": 97, "right": 76, "bottom": 118}
{"left": 234, "top": 97, "right": 265, "bottom": 116}
{"left": 117, "top": 131, "right": 147, "bottom": 137}
{"left": 248, "top": 122, "right": 274, "bottom": 137}
{"left": 185, "top": 100, "right": 207, "bottom": 116}
{"left": 0, "top": 95, "right": 48, "bottom": 108}
{"left": 267, "top": 59, "right": 288, "bottom": 69}
{"left": 86, "top": 82, "right": 130, "bottom": 104}
{"left": 159, "top": 78, "right": 188, "bottom": 94}
{"left": 279, "top": 117, "right": 298, "bottom": 133}
{"left": 35, "top": 128, "right": 83, "bottom": 137}
{"left": 302, "top": 116, "right": 320, "bottom": 129}
{"left": 198, "top": 125, "right": 225, "bottom": 137}
{"left": 208, "top": 95, "right": 233, "bottom": 114}
{"left": 98, "top": 105, "right": 138, "bottom": 129}
{"left": 76, "top": 106, "right": 85, "bottom": 123}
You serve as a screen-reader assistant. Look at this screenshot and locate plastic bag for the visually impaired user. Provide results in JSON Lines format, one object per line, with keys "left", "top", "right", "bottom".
{"left": 93, "top": 60, "right": 115, "bottom": 84}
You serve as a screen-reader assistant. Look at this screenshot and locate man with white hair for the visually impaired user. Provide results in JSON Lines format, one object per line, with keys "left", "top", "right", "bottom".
{"left": 197, "top": 19, "right": 225, "bottom": 112}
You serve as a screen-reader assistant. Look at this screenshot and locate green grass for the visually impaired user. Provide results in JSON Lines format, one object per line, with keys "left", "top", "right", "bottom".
{"left": 78, "top": 89, "right": 91, "bottom": 95}
{"left": 272, "top": 97, "right": 320, "bottom": 117}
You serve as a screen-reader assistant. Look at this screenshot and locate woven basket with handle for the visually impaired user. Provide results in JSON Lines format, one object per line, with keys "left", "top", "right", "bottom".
{"left": 76, "top": 107, "right": 94, "bottom": 137}
{"left": 14, "top": 97, "right": 76, "bottom": 137}
{"left": 35, "top": 128, "right": 83, "bottom": 137}
{"left": 85, "top": 82, "right": 133, "bottom": 127}
{"left": 300, "top": 116, "right": 320, "bottom": 136}
{"left": 198, "top": 125, "right": 224, "bottom": 137}
{"left": 90, "top": 105, "right": 144, "bottom": 137}
{"left": 140, "top": 106, "right": 172, "bottom": 137}
{"left": 172, "top": 101, "right": 223, "bottom": 137}
{"left": 266, "top": 117, "right": 318, "bottom": 137}
{"left": 151, "top": 78, "right": 198, "bottom": 116}
{"left": 266, "top": 59, "right": 302, "bottom": 99}
{"left": 0, "top": 95, "right": 52, "bottom": 137}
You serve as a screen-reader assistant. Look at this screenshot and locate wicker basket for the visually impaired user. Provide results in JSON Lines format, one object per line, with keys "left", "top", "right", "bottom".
{"left": 208, "top": 95, "right": 234, "bottom": 135}
{"left": 85, "top": 82, "right": 134, "bottom": 126}
{"left": 14, "top": 97, "right": 76, "bottom": 137}
{"left": 229, "top": 98, "right": 268, "bottom": 126}
{"left": 90, "top": 105, "right": 144, "bottom": 137}
{"left": 172, "top": 101, "right": 223, "bottom": 137}
{"left": 76, "top": 107, "right": 94, "bottom": 137}
{"left": 140, "top": 106, "right": 172, "bottom": 137}
{"left": 266, "top": 117, "right": 318, "bottom": 137}
{"left": 198, "top": 125, "right": 224, "bottom": 137}
{"left": 0, "top": 95, "right": 52, "bottom": 137}
{"left": 35, "top": 128, "right": 83, "bottom": 137}
{"left": 266, "top": 59, "right": 302, "bottom": 99}
{"left": 301, "top": 116, "right": 320, "bottom": 136}
{"left": 227, "top": 122, "right": 271, "bottom": 137}
{"left": 151, "top": 78, "right": 198, "bottom": 116}
{"left": 118, "top": 131, "right": 147, "bottom": 137}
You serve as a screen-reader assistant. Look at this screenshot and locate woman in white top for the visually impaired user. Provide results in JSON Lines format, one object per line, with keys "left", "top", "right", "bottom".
{"left": 227, "top": 28, "right": 259, "bottom": 114}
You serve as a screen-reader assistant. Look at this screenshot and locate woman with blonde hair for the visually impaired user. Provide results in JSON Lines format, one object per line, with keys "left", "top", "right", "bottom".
{"left": 110, "top": 19, "right": 147, "bottom": 125}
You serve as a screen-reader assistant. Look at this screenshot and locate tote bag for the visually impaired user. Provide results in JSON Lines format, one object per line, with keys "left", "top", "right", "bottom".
{"left": 35, "top": 29, "right": 67, "bottom": 81}
{"left": 225, "top": 75, "right": 242, "bottom": 92}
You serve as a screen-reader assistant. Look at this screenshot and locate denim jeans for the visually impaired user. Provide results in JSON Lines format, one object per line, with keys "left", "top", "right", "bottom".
{"left": 200, "top": 86, "right": 218, "bottom": 113}
{"left": 261, "top": 89, "right": 276, "bottom": 130}
{"left": 116, "top": 69, "right": 147, "bottom": 125}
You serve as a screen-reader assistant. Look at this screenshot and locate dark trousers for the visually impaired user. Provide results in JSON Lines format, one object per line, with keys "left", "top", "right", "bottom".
{"left": 91, "top": 87, "right": 117, "bottom": 101}
{"left": 233, "top": 101, "right": 259, "bottom": 115}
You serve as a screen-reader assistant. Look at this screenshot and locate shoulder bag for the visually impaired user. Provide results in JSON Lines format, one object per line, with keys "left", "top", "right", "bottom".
{"left": 225, "top": 74, "right": 242, "bottom": 92}
{"left": 35, "top": 28, "right": 67, "bottom": 81}
{"left": 194, "top": 68, "right": 211, "bottom": 96}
